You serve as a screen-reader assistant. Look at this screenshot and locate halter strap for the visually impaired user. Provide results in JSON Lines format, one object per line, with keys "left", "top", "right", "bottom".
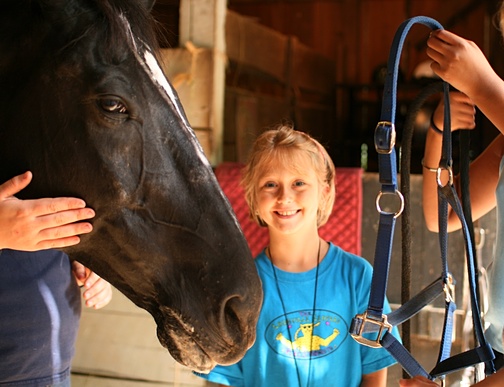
{"left": 349, "top": 16, "right": 495, "bottom": 380}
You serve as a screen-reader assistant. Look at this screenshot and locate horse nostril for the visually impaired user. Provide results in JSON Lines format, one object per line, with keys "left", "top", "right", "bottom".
{"left": 220, "top": 294, "right": 253, "bottom": 349}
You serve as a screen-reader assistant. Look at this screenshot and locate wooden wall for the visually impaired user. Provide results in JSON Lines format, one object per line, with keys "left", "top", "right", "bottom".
{"left": 226, "top": 0, "right": 503, "bottom": 169}
{"left": 153, "top": 0, "right": 504, "bottom": 168}
{"left": 223, "top": 11, "right": 337, "bottom": 162}
{"left": 228, "top": 0, "right": 499, "bottom": 84}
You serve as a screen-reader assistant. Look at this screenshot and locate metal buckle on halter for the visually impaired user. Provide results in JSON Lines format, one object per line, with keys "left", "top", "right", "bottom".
{"left": 351, "top": 311, "right": 392, "bottom": 348}
{"left": 374, "top": 121, "right": 396, "bottom": 154}
{"left": 443, "top": 274, "right": 455, "bottom": 303}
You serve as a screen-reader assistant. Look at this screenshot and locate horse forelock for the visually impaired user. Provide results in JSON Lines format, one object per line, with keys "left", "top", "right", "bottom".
{"left": 95, "top": 0, "right": 159, "bottom": 55}
{"left": 0, "top": 0, "right": 159, "bottom": 81}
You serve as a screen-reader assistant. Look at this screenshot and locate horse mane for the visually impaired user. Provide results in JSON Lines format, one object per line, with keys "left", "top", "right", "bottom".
{"left": 94, "top": 0, "right": 160, "bottom": 57}
{"left": 0, "top": 0, "right": 160, "bottom": 71}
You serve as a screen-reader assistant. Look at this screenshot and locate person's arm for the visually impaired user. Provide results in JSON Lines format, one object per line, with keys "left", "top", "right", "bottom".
{"left": 427, "top": 30, "right": 504, "bottom": 136}
{"left": 422, "top": 91, "right": 478, "bottom": 231}
{"left": 0, "top": 171, "right": 95, "bottom": 250}
{"left": 421, "top": 92, "right": 503, "bottom": 232}
{"left": 72, "top": 261, "right": 113, "bottom": 309}
{"left": 360, "top": 368, "right": 387, "bottom": 387}
{"left": 423, "top": 30, "right": 504, "bottom": 232}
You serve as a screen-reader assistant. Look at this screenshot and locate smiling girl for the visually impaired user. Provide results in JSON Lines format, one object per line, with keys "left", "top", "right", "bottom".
{"left": 195, "top": 124, "right": 400, "bottom": 387}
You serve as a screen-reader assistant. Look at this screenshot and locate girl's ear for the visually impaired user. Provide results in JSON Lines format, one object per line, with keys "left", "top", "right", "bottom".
{"left": 319, "top": 180, "right": 333, "bottom": 210}
{"left": 318, "top": 182, "right": 329, "bottom": 206}
{"left": 322, "top": 181, "right": 331, "bottom": 197}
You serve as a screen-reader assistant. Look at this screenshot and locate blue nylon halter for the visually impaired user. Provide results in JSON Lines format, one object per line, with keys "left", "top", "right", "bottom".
{"left": 349, "top": 16, "right": 495, "bottom": 380}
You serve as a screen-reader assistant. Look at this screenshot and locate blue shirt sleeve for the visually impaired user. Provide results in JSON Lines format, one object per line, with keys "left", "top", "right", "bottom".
{"left": 359, "top": 296, "right": 401, "bottom": 375}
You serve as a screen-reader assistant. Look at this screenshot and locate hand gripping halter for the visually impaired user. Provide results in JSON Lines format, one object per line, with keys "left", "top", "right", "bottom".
{"left": 349, "top": 16, "right": 496, "bottom": 382}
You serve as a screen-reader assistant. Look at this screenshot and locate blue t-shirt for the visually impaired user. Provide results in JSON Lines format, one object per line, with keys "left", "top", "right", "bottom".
{"left": 195, "top": 243, "right": 399, "bottom": 386}
{"left": 0, "top": 249, "right": 81, "bottom": 386}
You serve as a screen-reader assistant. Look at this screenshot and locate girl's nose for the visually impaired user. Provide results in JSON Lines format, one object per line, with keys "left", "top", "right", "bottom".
{"left": 277, "top": 187, "right": 293, "bottom": 204}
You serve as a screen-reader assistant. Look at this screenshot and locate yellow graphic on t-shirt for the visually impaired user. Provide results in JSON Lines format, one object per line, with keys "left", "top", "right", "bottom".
{"left": 276, "top": 322, "right": 340, "bottom": 352}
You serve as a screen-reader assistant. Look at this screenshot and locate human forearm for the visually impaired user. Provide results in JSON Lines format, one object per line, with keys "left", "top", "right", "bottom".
{"left": 360, "top": 369, "right": 387, "bottom": 387}
{"left": 468, "top": 73, "right": 504, "bottom": 138}
{"left": 422, "top": 128, "right": 444, "bottom": 231}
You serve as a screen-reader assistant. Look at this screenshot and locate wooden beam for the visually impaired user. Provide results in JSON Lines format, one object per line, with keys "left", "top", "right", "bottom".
{"left": 179, "top": 0, "right": 227, "bottom": 165}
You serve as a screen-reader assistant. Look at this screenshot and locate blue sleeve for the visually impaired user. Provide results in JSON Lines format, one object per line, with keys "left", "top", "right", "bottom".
{"left": 354, "top": 259, "right": 401, "bottom": 375}
{"left": 193, "top": 363, "right": 244, "bottom": 387}
{"left": 360, "top": 296, "right": 401, "bottom": 375}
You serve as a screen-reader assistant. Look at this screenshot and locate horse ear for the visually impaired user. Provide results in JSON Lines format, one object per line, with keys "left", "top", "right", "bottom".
{"left": 142, "top": 0, "right": 156, "bottom": 12}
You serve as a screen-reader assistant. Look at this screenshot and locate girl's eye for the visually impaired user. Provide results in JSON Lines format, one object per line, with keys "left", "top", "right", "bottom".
{"left": 264, "top": 182, "right": 276, "bottom": 188}
{"left": 294, "top": 181, "right": 305, "bottom": 187}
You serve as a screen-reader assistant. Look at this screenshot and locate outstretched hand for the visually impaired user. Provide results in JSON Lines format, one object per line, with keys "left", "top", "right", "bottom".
{"left": 72, "top": 261, "right": 113, "bottom": 309}
{"left": 0, "top": 171, "right": 95, "bottom": 251}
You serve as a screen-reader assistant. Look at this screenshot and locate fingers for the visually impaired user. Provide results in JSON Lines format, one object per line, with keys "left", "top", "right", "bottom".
{"left": 34, "top": 235, "right": 82, "bottom": 250}
{"left": 426, "top": 30, "right": 461, "bottom": 77}
{"left": 449, "top": 91, "right": 473, "bottom": 105}
{"left": 30, "top": 196, "right": 90, "bottom": 218}
{"left": 450, "top": 93, "right": 476, "bottom": 129}
{"left": 36, "top": 204, "right": 95, "bottom": 230}
{"left": 0, "top": 172, "right": 96, "bottom": 251}
{"left": 429, "top": 29, "right": 457, "bottom": 46}
{"left": 433, "top": 91, "right": 476, "bottom": 132}
{"left": 72, "top": 260, "right": 89, "bottom": 286}
{"left": 19, "top": 202, "right": 95, "bottom": 250}
{"left": 0, "top": 171, "right": 32, "bottom": 199}
{"left": 81, "top": 271, "right": 113, "bottom": 309}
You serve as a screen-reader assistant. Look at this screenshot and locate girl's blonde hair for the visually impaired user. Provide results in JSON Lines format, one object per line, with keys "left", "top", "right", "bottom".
{"left": 498, "top": 1, "right": 504, "bottom": 37}
{"left": 241, "top": 124, "right": 336, "bottom": 228}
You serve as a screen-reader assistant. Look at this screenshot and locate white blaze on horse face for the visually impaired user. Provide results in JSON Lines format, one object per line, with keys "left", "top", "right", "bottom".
{"left": 119, "top": 14, "right": 209, "bottom": 166}
{"left": 141, "top": 51, "right": 209, "bottom": 167}
{"left": 142, "top": 50, "right": 184, "bottom": 123}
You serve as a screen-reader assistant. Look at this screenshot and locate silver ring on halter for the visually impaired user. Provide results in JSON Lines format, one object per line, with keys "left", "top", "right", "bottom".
{"left": 436, "top": 166, "right": 453, "bottom": 187}
{"left": 375, "top": 190, "right": 405, "bottom": 219}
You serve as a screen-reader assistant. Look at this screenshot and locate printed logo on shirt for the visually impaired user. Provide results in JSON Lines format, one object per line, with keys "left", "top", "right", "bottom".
{"left": 265, "top": 309, "right": 348, "bottom": 359}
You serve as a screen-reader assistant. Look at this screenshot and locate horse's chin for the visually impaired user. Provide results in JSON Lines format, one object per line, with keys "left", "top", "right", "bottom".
{"left": 154, "top": 299, "right": 257, "bottom": 372}
{"left": 156, "top": 325, "right": 217, "bottom": 372}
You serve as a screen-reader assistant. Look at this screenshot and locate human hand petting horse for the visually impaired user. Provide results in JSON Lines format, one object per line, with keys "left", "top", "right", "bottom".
{"left": 0, "top": 171, "right": 95, "bottom": 251}
{"left": 0, "top": 171, "right": 112, "bottom": 310}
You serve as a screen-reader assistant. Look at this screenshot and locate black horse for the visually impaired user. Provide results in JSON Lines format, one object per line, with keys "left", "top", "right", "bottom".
{"left": 0, "top": 0, "right": 262, "bottom": 372}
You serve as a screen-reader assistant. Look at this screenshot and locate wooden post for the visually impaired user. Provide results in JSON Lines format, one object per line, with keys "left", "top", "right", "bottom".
{"left": 179, "top": 0, "right": 226, "bottom": 166}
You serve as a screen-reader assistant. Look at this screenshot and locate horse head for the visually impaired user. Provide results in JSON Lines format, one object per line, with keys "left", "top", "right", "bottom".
{"left": 0, "top": 0, "right": 262, "bottom": 372}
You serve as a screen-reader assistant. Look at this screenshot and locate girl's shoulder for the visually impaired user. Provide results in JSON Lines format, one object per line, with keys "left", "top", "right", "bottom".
{"left": 325, "top": 243, "right": 373, "bottom": 275}
{"left": 327, "top": 243, "right": 372, "bottom": 266}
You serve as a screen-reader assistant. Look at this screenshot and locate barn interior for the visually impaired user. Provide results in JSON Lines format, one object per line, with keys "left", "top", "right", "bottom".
{"left": 71, "top": 0, "right": 502, "bottom": 386}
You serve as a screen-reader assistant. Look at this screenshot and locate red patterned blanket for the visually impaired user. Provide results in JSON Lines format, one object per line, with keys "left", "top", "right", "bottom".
{"left": 215, "top": 162, "right": 362, "bottom": 257}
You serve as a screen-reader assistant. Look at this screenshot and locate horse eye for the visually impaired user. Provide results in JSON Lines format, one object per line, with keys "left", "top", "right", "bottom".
{"left": 98, "top": 97, "right": 128, "bottom": 114}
